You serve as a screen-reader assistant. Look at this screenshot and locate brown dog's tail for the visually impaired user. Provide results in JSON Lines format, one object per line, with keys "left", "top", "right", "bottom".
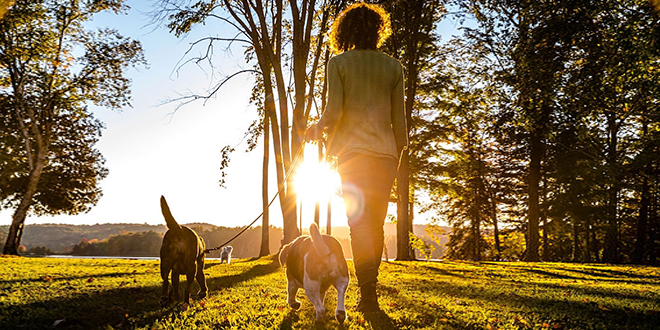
{"left": 160, "top": 196, "right": 182, "bottom": 233}
{"left": 309, "top": 222, "right": 330, "bottom": 256}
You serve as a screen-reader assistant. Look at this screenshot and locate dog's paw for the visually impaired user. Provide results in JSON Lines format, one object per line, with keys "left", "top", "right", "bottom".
{"left": 336, "top": 310, "right": 346, "bottom": 324}
{"left": 198, "top": 290, "right": 207, "bottom": 300}
{"left": 290, "top": 301, "right": 301, "bottom": 310}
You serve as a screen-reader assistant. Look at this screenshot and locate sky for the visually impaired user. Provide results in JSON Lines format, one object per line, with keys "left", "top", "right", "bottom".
{"left": 0, "top": 1, "right": 464, "bottom": 230}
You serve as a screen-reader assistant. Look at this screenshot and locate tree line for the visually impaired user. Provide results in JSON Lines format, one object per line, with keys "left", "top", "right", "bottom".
{"left": 67, "top": 225, "right": 285, "bottom": 257}
{"left": 4, "top": 223, "right": 284, "bottom": 257}
{"left": 421, "top": 0, "right": 660, "bottom": 263}
{"left": 2, "top": 0, "right": 659, "bottom": 264}
{"left": 10, "top": 223, "right": 450, "bottom": 259}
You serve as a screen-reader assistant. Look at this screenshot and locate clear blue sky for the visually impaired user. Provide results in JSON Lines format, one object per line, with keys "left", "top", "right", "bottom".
{"left": 1, "top": 1, "right": 463, "bottom": 229}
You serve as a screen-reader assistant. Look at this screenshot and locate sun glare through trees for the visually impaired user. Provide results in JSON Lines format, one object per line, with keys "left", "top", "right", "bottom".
{"left": 293, "top": 142, "right": 343, "bottom": 229}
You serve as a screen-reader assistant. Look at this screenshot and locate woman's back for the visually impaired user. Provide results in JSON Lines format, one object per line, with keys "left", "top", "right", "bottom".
{"left": 325, "top": 49, "right": 405, "bottom": 159}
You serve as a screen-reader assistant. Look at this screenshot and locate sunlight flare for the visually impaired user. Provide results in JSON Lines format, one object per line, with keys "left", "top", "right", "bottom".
{"left": 294, "top": 142, "right": 342, "bottom": 204}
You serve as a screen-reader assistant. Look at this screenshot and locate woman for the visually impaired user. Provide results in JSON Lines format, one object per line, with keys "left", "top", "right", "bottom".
{"left": 307, "top": 2, "right": 407, "bottom": 312}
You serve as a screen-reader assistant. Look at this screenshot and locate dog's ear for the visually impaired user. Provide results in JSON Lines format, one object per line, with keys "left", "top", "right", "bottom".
{"left": 278, "top": 243, "right": 291, "bottom": 267}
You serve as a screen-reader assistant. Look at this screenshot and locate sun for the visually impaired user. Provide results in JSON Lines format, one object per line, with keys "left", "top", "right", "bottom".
{"left": 293, "top": 142, "right": 341, "bottom": 205}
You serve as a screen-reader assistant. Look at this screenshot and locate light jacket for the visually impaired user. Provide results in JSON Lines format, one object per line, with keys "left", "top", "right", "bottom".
{"left": 319, "top": 49, "right": 407, "bottom": 160}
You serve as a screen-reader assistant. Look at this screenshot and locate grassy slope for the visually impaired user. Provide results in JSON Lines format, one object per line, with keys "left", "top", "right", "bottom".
{"left": 0, "top": 256, "right": 658, "bottom": 330}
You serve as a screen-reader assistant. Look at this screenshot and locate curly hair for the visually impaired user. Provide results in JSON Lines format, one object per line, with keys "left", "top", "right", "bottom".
{"left": 329, "top": 2, "right": 392, "bottom": 53}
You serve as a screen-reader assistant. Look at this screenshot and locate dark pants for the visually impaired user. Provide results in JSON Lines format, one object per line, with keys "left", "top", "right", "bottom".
{"left": 338, "top": 153, "right": 397, "bottom": 288}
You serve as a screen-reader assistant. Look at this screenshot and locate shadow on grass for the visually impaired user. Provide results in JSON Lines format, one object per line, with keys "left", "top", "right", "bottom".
{"left": 1, "top": 256, "right": 282, "bottom": 330}
{"left": 278, "top": 309, "right": 300, "bottom": 330}
{"left": 505, "top": 263, "right": 660, "bottom": 285}
{"left": 385, "top": 260, "right": 471, "bottom": 279}
{"left": 556, "top": 265, "right": 660, "bottom": 281}
{"left": 205, "top": 256, "right": 281, "bottom": 290}
{"left": 363, "top": 310, "right": 397, "bottom": 330}
{"left": 0, "top": 271, "right": 151, "bottom": 285}
{"left": 1, "top": 277, "right": 164, "bottom": 330}
{"left": 380, "top": 265, "right": 659, "bottom": 330}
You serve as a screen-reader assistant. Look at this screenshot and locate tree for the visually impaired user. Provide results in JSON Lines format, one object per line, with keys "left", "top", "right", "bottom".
{"left": 0, "top": 0, "right": 145, "bottom": 255}
{"left": 453, "top": 0, "right": 660, "bottom": 263}
{"left": 381, "top": 0, "right": 445, "bottom": 260}
{"left": 425, "top": 47, "right": 502, "bottom": 261}
{"left": 586, "top": 0, "right": 660, "bottom": 263}
{"left": 157, "top": 0, "right": 348, "bottom": 246}
{"left": 457, "top": 0, "right": 603, "bottom": 261}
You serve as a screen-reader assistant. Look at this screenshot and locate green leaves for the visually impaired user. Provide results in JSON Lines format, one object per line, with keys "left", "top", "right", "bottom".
{"left": 0, "top": 0, "right": 145, "bottom": 222}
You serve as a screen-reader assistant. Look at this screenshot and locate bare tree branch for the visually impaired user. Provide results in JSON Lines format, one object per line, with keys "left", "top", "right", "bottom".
{"left": 160, "top": 69, "right": 260, "bottom": 116}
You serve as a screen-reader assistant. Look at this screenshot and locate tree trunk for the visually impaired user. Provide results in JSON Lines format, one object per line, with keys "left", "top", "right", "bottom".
{"left": 396, "top": 152, "right": 413, "bottom": 260}
{"left": 541, "top": 194, "right": 549, "bottom": 261}
{"left": 290, "top": 0, "right": 314, "bottom": 159}
{"left": 244, "top": 0, "right": 298, "bottom": 245}
{"left": 260, "top": 65, "right": 289, "bottom": 246}
{"left": 473, "top": 193, "right": 482, "bottom": 261}
{"left": 395, "top": 58, "right": 417, "bottom": 261}
{"left": 259, "top": 110, "right": 271, "bottom": 257}
{"left": 603, "top": 114, "right": 620, "bottom": 263}
{"left": 590, "top": 222, "right": 600, "bottom": 262}
{"left": 633, "top": 174, "right": 649, "bottom": 264}
{"left": 649, "top": 181, "right": 658, "bottom": 265}
{"left": 491, "top": 195, "right": 502, "bottom": 259}
{"left": 314, "top": 143, "right": 322, "bottom": 226}
{"left": 394, "top": 0, "right": 426, "bottom": 261}
{"left": 571, "top": 221, "right": 581, "bottom": 262}
{"left": 633, "top": 121, "right": 650, "bottom": 264}
{"left": 4, "top": 155, "right": 46, "bottom": 255}
{"left": 4, "top": 82, "right": 49, "bottom": 255}
{"left": 524, "top": 131, "right": 542, "bottom": 261}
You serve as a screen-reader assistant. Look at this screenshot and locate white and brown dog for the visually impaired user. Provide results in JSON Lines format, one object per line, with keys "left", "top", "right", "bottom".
{"left": 220, "top": 245, "right": 233, "bottom": 264}
{"left": 279, "top": 222, "right": 349, "bottom": 323}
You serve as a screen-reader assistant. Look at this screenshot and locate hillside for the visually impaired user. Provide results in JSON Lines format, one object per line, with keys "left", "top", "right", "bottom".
{"left": 0, "top": 223, "right": 168, "bottom": 252}
{"left": 0, "top": 223, "right": 449, "bottom": 258}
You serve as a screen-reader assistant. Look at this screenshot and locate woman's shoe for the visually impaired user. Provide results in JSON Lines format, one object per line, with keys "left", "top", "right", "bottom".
{"left": 356, "top": 283, "right": 380, "bottom": 312}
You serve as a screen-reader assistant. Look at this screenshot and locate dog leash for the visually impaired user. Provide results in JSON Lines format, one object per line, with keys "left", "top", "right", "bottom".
{"left": 203, "top": 141, "right": 308, "bottom": 254}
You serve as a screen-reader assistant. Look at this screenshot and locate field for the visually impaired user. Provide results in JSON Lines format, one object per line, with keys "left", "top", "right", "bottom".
{"left": 1, "top": 255, "right": 659, "bottom": 330}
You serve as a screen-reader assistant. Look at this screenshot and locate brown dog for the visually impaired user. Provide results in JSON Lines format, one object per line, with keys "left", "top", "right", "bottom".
{"left": 279, "top": 222, "right": 350, "bottom": 323}
{"left": 159, "top": 196, "right": 207, "bottom": 306}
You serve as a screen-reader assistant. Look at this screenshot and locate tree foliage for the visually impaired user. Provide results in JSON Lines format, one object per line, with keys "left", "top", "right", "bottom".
{"left": 0, "top": 0, "right": 146, "bottom": 255}
{"left": 426, "top": 0, "right": 660, "bottom": 263}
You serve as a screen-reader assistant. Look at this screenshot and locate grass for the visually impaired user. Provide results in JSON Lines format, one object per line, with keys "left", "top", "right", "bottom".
{"left": 1, "top": 255, "right": 659, "bottom": 329}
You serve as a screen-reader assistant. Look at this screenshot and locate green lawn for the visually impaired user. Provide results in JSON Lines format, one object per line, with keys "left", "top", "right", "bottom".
{"left": 1, "top": 255, "right": 658, "bottom": 329}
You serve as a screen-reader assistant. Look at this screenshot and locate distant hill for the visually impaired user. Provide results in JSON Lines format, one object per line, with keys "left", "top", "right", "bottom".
{"left": 0, "top": 222, "right": 449, "bottom": 259}
{"left": 0, "top": 223, "right": 168, "bottom": 252}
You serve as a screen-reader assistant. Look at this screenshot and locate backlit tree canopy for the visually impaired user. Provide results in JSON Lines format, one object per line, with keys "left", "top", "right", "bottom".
{"left": 0, "top": 0, "right": 146, "bottom": 255}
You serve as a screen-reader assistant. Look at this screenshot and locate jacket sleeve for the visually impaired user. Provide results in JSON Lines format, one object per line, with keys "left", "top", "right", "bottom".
{"left": 319, "top": 57, "right": 343, "bottom": 132}
{"left": 391, "top": 62, "right": 408, "bottom": 158}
